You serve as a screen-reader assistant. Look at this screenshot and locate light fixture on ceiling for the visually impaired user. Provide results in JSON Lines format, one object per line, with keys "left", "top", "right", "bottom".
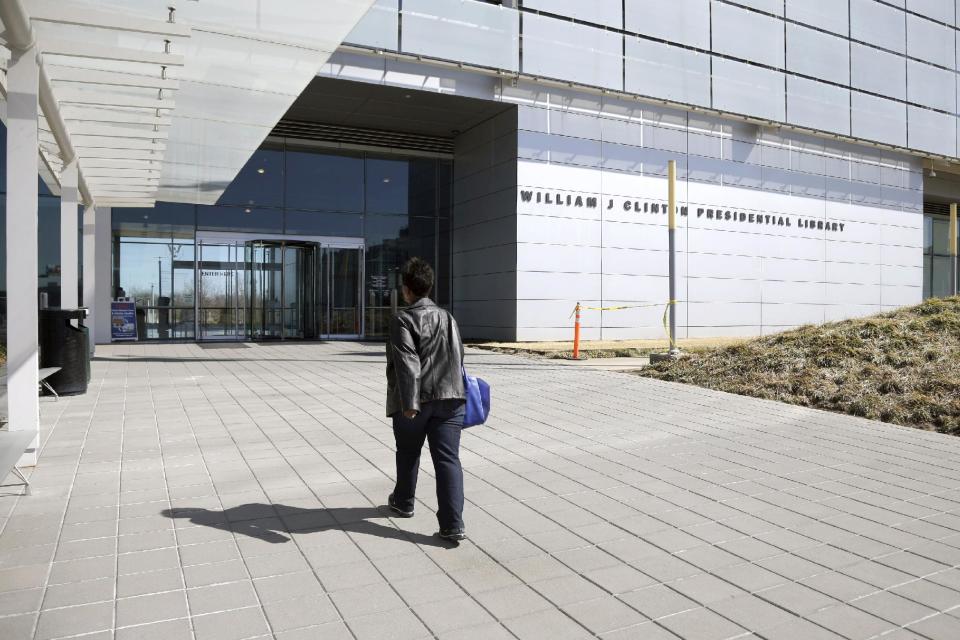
{"left": 244, "top": 208, "right": 252, "bottom": 214}
{"left": 257, "top": 168, "right": 266, "bottom": 174}
{"left": 404, "top": 94, "right": 412, "bottom": 99}
{"left": 383, "top": 177, "right": 391, "bottom": 183}
{"left": 930, "top": 169, "right": 938, "bottom": 178}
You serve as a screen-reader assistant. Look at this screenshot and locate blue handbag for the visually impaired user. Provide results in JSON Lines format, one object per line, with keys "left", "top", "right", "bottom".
{"left": 462, "top": 366, "right": 491, "bottom": 427}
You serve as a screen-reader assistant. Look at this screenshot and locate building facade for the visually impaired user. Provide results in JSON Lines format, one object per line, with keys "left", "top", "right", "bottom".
{"left": 7, "top": 0, "right": 960, "bottom": 343}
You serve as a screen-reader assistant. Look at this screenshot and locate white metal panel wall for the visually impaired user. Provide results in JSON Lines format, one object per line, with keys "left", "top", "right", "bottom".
{"left": 508, "top": 84, "right": 923, "bottom": 341}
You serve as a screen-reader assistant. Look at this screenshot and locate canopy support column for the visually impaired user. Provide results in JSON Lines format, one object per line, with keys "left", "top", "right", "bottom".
{"left": 60, "top": 159, "right": 79, "bottom": 313}
{"left": 6, "top": 43, "right": 41, "bottom": 466}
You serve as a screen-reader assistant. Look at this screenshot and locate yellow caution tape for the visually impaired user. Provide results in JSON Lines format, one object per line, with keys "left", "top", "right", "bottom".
{"left": 570, "top": 299, "right": 683, "bottom": 349}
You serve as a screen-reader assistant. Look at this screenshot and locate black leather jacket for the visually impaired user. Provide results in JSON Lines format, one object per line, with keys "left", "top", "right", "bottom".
{"left": 386, "top": 298, "right": 465, "bottom": 417}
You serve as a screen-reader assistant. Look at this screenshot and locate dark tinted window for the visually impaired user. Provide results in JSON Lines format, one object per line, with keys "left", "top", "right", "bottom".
{"left": 284, "top": 210, "right": 363, "bottom": 236}
{"left": 286, "top": 150, "right": 364, "bottom": 212}
{"left": 197, "top": 205, "right": 283, "bottom": 234}
{"left": 217, "top": 148, "right": 284, "bottom": 208}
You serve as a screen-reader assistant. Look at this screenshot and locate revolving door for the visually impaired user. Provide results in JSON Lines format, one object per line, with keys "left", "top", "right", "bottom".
{"left": 197, "top": 235, "right": 363, "bottom": 341}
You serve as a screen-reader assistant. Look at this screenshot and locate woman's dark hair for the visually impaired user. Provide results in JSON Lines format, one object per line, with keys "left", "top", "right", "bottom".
{"left": 401, "top": 257, "right": 434, "bottom": 298}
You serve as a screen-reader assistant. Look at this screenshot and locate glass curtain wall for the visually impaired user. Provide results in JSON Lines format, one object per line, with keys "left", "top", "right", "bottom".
{"left": 112, "top": 141, "right": 452, "bottom": 341}
{"left": 923, "top": 214, "right": 960, "bottom": 298}
{"left": 112, "top": 204, "right": 196, "bottom": 340}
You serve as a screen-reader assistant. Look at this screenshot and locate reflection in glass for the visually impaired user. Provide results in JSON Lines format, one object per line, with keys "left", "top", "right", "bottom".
{"left": 365, "top": 214, "right": 437, "bottom": 337}
{"left": 330, "top": 248, "right": 362, "bottom": 336}
{"left": 286, "top": 150, "right": 363, "bottom": 212}
{"left": 365, "top": 157, "right": 438, "bottom": 215}
{"left": 217, "top": 147, "right": 284, "bottom": 208}
{"left": 38, "top": 196, "right": 61, "bottom": 307}
{"left": 197, "top": 205, "right": 283, "bottom": 234}
{"left": 284, "top": 211, "right": 363, "bottom": 236}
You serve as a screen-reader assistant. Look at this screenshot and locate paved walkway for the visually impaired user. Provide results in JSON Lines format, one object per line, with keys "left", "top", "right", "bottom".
{"left": 1, "top": 342, "right": 960, "bottom": 640}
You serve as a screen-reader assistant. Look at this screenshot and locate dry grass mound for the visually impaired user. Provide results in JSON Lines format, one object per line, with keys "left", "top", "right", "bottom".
{"left": 639, "top": 297, "right": 960, "bottom": 434}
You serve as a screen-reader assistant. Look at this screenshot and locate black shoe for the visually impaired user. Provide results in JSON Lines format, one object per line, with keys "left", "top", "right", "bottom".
{"left": 437, "top": 527, "right": 467, "bottom": 542}
{"left": 388, "top": 494, "right": 414, "bottom": 518}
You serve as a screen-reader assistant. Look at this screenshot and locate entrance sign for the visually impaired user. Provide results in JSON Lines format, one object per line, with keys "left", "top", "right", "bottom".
{"left": 111, "top": 301, "right": 138, "bottom": 341}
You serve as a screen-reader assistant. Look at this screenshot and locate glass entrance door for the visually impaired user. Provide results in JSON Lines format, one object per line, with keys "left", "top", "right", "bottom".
{"left": 197, "top": 235, "right": 363, "bottom": 341}
{"left": 327, "top": 247, "right": 363, "bottom": 338}
{"left": 197, "top": 241, "right": 247, "bottom": 340}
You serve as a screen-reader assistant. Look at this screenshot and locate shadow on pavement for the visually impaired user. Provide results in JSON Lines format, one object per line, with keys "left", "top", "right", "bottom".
{"left": 161, "top": 503, "right": 454, "bottom": 548}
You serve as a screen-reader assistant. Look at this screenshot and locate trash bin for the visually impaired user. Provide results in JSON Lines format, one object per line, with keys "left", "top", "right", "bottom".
{"left": 38, "top": 308, "right": 90, "bottom": 396}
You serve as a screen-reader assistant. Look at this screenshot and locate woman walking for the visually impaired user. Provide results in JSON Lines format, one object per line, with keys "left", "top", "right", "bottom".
{"left": 386, "top": 257, "right": 467, "bottom": 541}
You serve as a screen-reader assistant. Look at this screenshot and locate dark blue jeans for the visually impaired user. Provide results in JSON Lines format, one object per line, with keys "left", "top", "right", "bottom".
{"left": 392, "top": 399, "right": 465, "bottom": 530}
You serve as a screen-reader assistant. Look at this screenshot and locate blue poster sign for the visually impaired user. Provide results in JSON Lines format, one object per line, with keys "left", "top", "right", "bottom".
{"left": 111, "top": 301, "right": 138, "bottom": 341}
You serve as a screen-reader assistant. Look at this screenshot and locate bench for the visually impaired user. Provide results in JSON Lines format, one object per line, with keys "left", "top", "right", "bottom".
{"left": 0, "top": 430, "right": 36, "bottom": 495}
{"left": 39, "top": 366, "right": 62, "bottom": 400}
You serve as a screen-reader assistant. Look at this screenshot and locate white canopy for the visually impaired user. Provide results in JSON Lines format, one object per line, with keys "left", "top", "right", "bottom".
{"left": 3, "top": 0, "right": 376, "bottom": 206}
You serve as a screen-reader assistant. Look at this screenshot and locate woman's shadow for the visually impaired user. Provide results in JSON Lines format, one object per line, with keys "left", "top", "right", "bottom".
{"left": 161, "top": 503, "right": 456, "bottom": 547}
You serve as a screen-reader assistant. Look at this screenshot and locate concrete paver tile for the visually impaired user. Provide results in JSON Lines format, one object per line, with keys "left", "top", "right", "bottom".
{"left": 35, "top": 601, "right": 113, "bottom": 640}
{"left": 583, "top": 563, "right": 656, "bottom": 594}
{"left": 891, "top": 579, "right": 960, "bottom": 612}
{"left": 504, "top": 554, "right": 575, "bottom": 583}
{"left": 473, "top": 584, "right": 553, "bottom": 619}
{"left": 435, "top": 621, "right": 515, "bottom": 640}
{"left": 851, "top": 590, "right": 939, "bottom": 626}
{"left": 179, "top": 541, "right": 242, "bottom": 567}
{"left": 599, "top": 621, "right": 689, "bottom": 639}
{"left": 617, "top": 583, "right": 701, "bottom": 620}
{"left": 192, "top": 606, "right": 271, "bottom": 640}
{"left": 0, "top": 587, "right": 43, "bottom": 616}
{"left": 115, "top": 618, "right": 192, "bottom": 640}
{"left": 531, "top": 574, "right": 608, "bottom": 606}
{"left": 561, "top": 595, "right": 648, "bottom": 634}
{"left": 413, "top": 595, "right": 496, "bottom": 634}
{"left": 47, "top": 556, "right": 115, "bottom": 585}
{"left": 806, "top": 605, "right": 897, "bottom": 639}
{"left": 501, "top": 607, "right": 594, "bottom": 640}
{"left": 373, "top": 551, "right": 443, "bottom": 581}
{"left": 798, "top": 571, "right": 879, "bottom": 602}
{"left": 316, "top": 559, "right": 385, "bottom": 592}
{"left": 43, "top": 576, "right": 115, "bottom": 608}
{"left": 906, "top": 612, "right": 960, "bottom": 638}
{"left": 329, "top": 581, "right": 405, "bottom": 619}
{"left": 345, "top": 606, "right": 430, "bottom": 640}
{"left": 553, "top": 546, "right": 621, "bottom": 573}
{"left": 0, "top": 612, "right": 38, "bottom": 639}
{"left": 707, "top": 593, "right": 801, "bottom": 633}
{"left": 392, "top": 572, "right": 464, "bottom": 605}
{"left": 187, "top": 580, "right": 259, "bottom": 615}
{"left": 262, "top": 594, "right": 341, "bottom": 632}
{"left": 183, "top": 559, "right": 250, "bottom": 588}
{"left": 655, "top": 606, "right": 749, "bottom": 640}
{"left": 668, "top": 572, "right": 748, "bottom": 605}
{"left": 115, "top": 590, "right": 189, "bottom": 627}
{"left": 273, "top": 621, "right": 353, "bottom": 640}
{"left": 117, "top": 530, "right": 177, "bottom": 554}
{"left": 116, "top": 567, "right": 183, "bottom": 597}
{"left": 447, "top": 563, "right": 523, "bottom": 594}
{"left": 757, "top": 582, "right": 840, "bottom": 616}
{"left": 117, "top": 547, "right": 181, "bottom": 575}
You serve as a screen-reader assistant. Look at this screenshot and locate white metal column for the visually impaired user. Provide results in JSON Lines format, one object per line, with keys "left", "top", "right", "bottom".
{"left": 82, "top": 204, "right": 97, "bottom": 355}
{"left": 60, "top": 159, "right": 79, "bottom": 312}
{"left": 6, "top": 44, "right": 41, "bottom": 466}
